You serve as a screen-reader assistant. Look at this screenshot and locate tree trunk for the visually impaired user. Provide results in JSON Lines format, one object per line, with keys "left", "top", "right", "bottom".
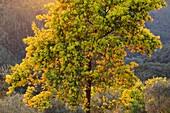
{"left": 86, "top": 79, "right": 91, "bottom": 113}
{"left": 86, "top": 60, "right": 92, "bottom": 113}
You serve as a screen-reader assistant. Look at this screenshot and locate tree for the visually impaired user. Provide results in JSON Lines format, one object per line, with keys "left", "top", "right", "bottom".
{"left": 6, "top": 0, "right": 167, "bottom": 112}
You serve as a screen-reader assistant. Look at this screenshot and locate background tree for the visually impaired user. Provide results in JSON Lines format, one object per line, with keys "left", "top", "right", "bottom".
{"left": 6, "top": 0, "right": 167, "bottom": 113}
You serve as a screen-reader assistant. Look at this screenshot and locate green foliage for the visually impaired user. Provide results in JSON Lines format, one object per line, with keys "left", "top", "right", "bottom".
{"left": 90, "top": 80, "right": 146, "bottom": 113}
{"left": 6, "top": 0, "right": 167, "bottom": 112}
{"left": 120, "top": 81, "right": 145, "bottom": 113}
{"left": 145, "top": 0, "right": 170, "bottom": 44}
{"left": 134, "top": 42, "right": 170, "bottom": 81}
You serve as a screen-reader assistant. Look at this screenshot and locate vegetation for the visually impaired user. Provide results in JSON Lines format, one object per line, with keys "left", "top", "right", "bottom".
{"left": 0, "top": 0, "right": 170, "bottom": 113}
{"left": 0, "top": 94, "right": 43, "bottom": 113}
{"left": 135, "top": 62, "right": 170, "bottom": 81}
{"left": 0, "top": 0, "right": 55, "bottom": 64}
{"left": 145, "top": 78, "right": 170, "bottom": 113}
{"left": 4, "top": 0, "right": 168, "bottom": 113}
{"left": 0, "top": 64, "right": 10, "bottom": 99}
{"left": 135, "top": 42, "right": 170, "bottom": 81}
{"left": 145, "top": 0, "right": 170, "bottom": 44}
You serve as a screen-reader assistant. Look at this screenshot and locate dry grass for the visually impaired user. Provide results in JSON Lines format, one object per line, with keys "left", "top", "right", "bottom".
{"left": 0, "top": 94, "right": 42, "bottom": 113}
{"left": 145, "top": 79, "right": 170, "bottom": 113}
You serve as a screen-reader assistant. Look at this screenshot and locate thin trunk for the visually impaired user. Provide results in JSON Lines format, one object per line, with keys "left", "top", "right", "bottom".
{"left": 86, "top": 60, "right": 92, "bottom": 113}
{"left": 86, "top": 79, "right": 92, "bottom": 113}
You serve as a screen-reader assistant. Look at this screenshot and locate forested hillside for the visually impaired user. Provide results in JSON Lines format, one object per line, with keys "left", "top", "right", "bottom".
{"left": 126, "top": 0, "right": 170, "bottom": 80}
{"left": 0, "top": 0, "right": 54, "bottom": 64}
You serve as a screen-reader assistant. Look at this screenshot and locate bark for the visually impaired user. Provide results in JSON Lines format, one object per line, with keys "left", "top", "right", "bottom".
{"left": 86, "top": 79, "right": 92, "bottom": 113}
{"left": 86, "top": 60, "right": 92, "bottom": 113}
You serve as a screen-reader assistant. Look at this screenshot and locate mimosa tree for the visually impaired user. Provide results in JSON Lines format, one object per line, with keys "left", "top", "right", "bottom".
{"left": 6, "top": 0, "right": 167, "bottom": 112}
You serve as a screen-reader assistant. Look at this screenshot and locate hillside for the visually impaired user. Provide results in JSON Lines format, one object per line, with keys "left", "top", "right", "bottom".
{"left": 0, "top": 0, "right": 54, "bottom": 64}
{"left": 145, "top": 0, "right": 170, "bottom": 44}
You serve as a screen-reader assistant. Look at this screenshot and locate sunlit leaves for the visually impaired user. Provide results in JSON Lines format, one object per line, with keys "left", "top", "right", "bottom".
{"left": 120, "top": 80, "right": 145, "bottom": 112}
{"left": 6, "top": 0, "right": 167, "bottom": 112}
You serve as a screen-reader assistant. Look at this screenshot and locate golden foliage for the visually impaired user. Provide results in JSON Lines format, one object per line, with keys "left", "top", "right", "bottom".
{"left": 6, "top": 0, "right": 167, "bottom": 112}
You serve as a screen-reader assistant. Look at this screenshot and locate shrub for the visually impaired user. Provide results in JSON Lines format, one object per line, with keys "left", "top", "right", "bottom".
{"left": 90, "top": 80, "right": 146, "bottom": 113}
{"left": 0, "top": 64, "right": 10, "bottom": 99}
{"left": 120, "top": 81, "right": 145, "bottom": 113}
{"left": 145, "top": 78, "right": 170, "bottom": 113}
{"left": 0, "top": 79, "right": 8, "bottom": 99}
{"left": 0, "top": 94, "right": 42, "bottom": 113}
{"left": 44, "top": 99, "right": 74, "bottom": 113}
